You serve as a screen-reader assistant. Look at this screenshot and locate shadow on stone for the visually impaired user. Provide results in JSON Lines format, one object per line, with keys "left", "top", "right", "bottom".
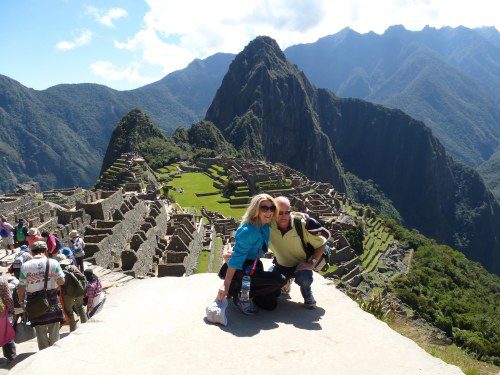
{"left": 206, "top": 298, "right": 325, "bottom": 337}
{"left": 0, "top": 352, "right": 36, "bottom": 370}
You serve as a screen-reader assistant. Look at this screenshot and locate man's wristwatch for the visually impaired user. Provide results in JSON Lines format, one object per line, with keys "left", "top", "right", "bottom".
{"left": 308, "top": 258, "right": 318, "bottom": 265}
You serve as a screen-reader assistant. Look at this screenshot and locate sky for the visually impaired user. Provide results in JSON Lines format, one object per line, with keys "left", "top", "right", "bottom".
{"left": 0, "top": 0, "right": 498, "bottom": 91}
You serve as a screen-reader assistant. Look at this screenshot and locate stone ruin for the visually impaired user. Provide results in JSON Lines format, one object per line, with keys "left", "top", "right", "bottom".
{"left": 0, "top": 182, "right": 206, "bottom": 279}
{"left": 95, "top": 152, "right": 160, "bottom": 199}
{"left": 1, "top": 155, "right": 407, "bottom": 291}
{"left": 193, "top": 157, "right": 405, "bottom": 296}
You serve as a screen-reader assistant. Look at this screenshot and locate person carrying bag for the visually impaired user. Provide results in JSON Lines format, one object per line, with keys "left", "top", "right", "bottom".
{"left": 17, "top": 241, "right": 65, "bottom": 351}
{"left": 25, "top": 258, "right": 50, "bottom": 319}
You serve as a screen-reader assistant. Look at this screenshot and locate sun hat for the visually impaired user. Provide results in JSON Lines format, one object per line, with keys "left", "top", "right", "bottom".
{"left": 61, "top": 247, "right": 72, "bottom": 257}
{"left": 28, "top": 228, "right": 39, "bottom": 236}
{"left": 32, "top": 240, "right": 48, "bottom": 250}
{"left": 305, "top": 217, "right": 331, "bottom": 240}
{"left": 206, "top": 298, "right": 228, "bottom": 326}
{"left": 69, "top": 230, "right": 79, "bottom": 239}
{"left": 54, "top": 253, "right": 72, "bottom": 266}
{"left": 20, "top": 245, "right": 29, "bottom": 252}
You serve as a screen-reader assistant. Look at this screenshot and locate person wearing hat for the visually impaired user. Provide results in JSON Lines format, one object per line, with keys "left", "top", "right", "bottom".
{"left": 13, "top": 218, "right": 29, "bottom": 248}
{"left": 268, "top": 196, "right": 328, "bottom": 309}
{"left": 0, "top": 216, "right": 15, "bottom": 256}
{"left": 26, "top": 228, "right": 42, "bottom": 250}
{"left": 17, "top": 241, "right": 65, "bottom": 350}
{"left": 68, "top": 230, "right": 85, "bottom": 272}
{"left": 57, "top": 255, "right": 88, "bottom": 332}
{"left": 12, "top": 245, "right": 33, "bottom": 279}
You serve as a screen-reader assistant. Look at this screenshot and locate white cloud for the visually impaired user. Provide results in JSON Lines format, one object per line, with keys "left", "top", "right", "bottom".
{"left": 87, "top": 6, "right": 128, "bottom": 28}
{"left": 90, "top": 60, "right": 155, "bottom": 84}
{"left": 95, "top": 0, "right": 500, "bottom": 85}
{"left": 56, "top": 29, "right": 92, "bottom": 51}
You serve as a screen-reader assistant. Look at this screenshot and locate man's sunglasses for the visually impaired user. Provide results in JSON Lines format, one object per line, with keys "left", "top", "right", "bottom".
{"left": 260, "top": 205, "right": 276, "bottom": 212}
{"left": 279, "top": 210, "right": 291, "bottom": 216}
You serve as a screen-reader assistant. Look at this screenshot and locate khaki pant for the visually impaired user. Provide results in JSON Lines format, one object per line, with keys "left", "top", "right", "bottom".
{"left": 34, "top": 322, "right": 60, "bottom": 350}
{"left": 62, "top": 295, "right": 87, "bottom": 332}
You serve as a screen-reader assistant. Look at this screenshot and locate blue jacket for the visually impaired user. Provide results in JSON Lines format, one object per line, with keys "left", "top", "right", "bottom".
{"left": 227, "top": 222, "right": 270, "bottom": 271}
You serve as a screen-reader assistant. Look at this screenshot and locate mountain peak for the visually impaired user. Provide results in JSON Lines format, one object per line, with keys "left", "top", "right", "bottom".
{"left": 384, "top": 24, "right": 408, "bottom": 35}
{"left": 241, "top": 35, "right": 286, "bottom": 63}
{"left": 205, "top": 34, "right": 348, "bottom": 191}
{"left": 100, "top": 109, "right": 180, "bottom": 174}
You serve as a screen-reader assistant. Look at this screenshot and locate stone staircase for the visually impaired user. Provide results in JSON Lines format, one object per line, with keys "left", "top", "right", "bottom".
{"left": 0, "top": 256, "right": 134, "bottom": 374}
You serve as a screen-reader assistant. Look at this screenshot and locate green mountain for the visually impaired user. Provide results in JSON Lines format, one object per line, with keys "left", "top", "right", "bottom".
{"left": 205, "top": 36, "right": 348, "bottom": 192}
{"left": 284, "top": 26, "right": 500, "bottom": 161}
{"left": 101, "top": 109, "right": 182, "bottom": 173}
{"left": 284, "top": 26, "right": 500, "bottom": 198}
{"left": 205, "top": 36, "right": 500, "bottom": 274}
{"left": 478, "top": 150, "right": 500, "bottom": 199}
{"left": 0, "top": 53, "right": 234, "bottom": 192}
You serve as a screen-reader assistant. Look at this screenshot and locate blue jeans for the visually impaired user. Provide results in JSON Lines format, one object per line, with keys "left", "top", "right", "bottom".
{"left": 270, "top": 263, "right": 314, "bottom": 301}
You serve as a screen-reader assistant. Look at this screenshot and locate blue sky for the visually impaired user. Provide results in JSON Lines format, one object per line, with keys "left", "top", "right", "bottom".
{"left": 0, "top": 0, "right": 498, "bottom": 91}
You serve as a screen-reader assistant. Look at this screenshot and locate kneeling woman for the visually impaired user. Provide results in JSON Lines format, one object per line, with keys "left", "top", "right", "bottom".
{"left": 217, "top": 194, "right": 286, "bottom": 314}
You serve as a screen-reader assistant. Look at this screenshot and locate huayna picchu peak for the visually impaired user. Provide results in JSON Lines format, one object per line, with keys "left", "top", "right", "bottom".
{"left": 206, "top": 36, "right": 500, "bottom": 274}
{"left": 206, "top": 36, "right": 349, "bottom": 194}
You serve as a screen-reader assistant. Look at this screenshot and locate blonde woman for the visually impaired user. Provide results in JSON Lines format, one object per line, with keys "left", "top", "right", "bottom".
{"left": 217, "top": 194, "right": 286, "bottom": 315}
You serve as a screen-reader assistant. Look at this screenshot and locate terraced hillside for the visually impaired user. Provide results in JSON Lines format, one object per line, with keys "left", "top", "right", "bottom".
{"left": 96, "top": 153, "right": 158, "bottom": 193}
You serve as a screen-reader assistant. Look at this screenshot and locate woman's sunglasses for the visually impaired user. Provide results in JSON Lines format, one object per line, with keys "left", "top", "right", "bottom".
{"left": 259, "top": 205, "right": 276, "bottom": 212}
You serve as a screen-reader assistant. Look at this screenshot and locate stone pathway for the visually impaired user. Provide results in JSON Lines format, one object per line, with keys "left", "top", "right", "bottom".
{"left": 0, "top": 249, "right": 133, "bottom": 373}
{"left": 9, "top": 260, "right": 463, "bottom": 375}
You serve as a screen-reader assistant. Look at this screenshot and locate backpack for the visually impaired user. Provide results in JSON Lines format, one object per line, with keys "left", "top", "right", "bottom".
{"left": 64, "top": 267, "right": 88, "bottom": 297}
{"left": 15, "top": 225, "right": 27, "bottom": 241}
{"left": 72, "top": 238, "right": 85, "bottom": 257}
{"left": 293, "top": 217, "right": 316, "bottom": 258}
{"left": 12, "top": 253, "right": 24, "bottom": 269}
{"left": 0, "top": 223, "right": 9, "bottom": 238}
{"left": 53, "top": 236, "right": 63, "bottom": 250}
{"left": 293, "top": 216, "right": 330, "bottom": 272}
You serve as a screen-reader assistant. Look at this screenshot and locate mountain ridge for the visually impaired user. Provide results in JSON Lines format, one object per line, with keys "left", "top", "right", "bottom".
{"left": 204, "top": 35, "right": 500, "bottom": 274}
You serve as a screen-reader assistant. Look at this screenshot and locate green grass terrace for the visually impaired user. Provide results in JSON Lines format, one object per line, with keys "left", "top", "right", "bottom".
{"left": 166, "top": 171, "right": 246, "bottom": 219}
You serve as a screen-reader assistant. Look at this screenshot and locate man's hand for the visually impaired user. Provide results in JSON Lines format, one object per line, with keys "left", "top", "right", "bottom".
{"left": 292, "top": 211, "right": 310, "bottom": 220}
{"left": 295, "top": 261, "right": 314, "bottom": 272}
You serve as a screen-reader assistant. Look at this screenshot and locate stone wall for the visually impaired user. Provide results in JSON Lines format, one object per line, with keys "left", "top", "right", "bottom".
{"left": 54, "top": 209, "right": 91, "bottom": 243}
{"left": 85, "top": 196, "right": 148, "bottom": 269}
{"left": 122, "top": 201, "right": 170, "bottom": 277}
{"left": 0, "top": 195, "right": 35, "bottom": 215}
{"left": 76, "top": 190, "right": 124, "bottom": 221}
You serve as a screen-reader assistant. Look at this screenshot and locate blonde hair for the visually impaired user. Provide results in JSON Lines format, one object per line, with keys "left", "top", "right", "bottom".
{"left": 241, "top": 194, "right": 278, "bottom": 225}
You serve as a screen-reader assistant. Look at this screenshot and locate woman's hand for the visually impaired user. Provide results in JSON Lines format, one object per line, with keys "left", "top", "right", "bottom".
{"left": 222, "top": 249, "right": 233, "bottom": 263}
{"left": 217, "top": 283, "right": 228, "bottom": 301}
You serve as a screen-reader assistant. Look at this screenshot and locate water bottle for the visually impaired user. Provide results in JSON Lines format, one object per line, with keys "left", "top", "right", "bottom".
{"left": 240, "top": 275, "right": 251, "bottom": 302}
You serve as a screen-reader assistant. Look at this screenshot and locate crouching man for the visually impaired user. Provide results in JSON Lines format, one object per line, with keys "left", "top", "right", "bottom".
{"left": 269, "top": 196, "right": 329, "bottom": 309}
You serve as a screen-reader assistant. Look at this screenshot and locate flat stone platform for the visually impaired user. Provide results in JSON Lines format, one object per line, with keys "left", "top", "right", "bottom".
{"left": 10, "top": 271, "right": 463, "bottom": 375}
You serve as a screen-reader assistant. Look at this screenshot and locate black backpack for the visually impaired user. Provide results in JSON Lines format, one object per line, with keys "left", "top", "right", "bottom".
{"left": 293, "top": 217, "right": 330, "bottom": 271}
{"left": 293, "top": 216, "right": 316, "bottom": 258}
